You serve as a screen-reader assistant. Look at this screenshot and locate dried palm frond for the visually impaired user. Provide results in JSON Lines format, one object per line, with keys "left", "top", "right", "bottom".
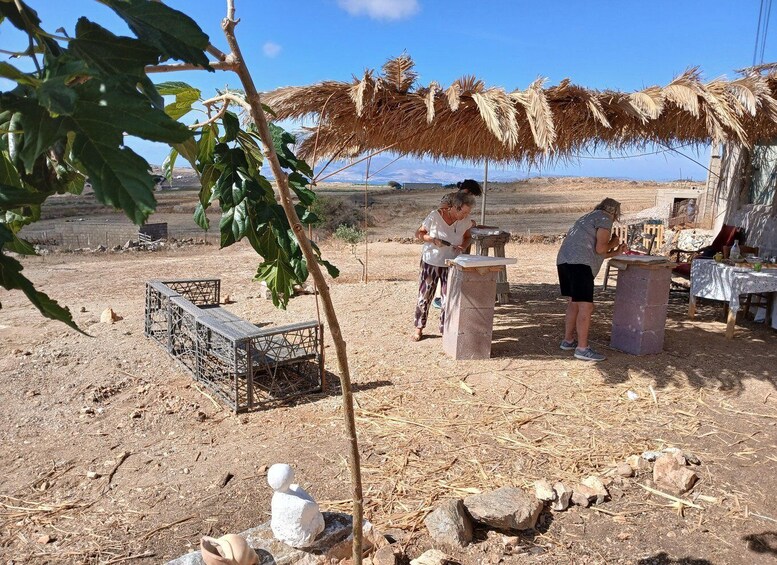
{"left": 513, "top": 78, "right": 555, "bottom": 150}
{"left": 425, "top": 81, "right": 440, "bottom": 123}
{"left": 382, "top": 54, "right": 417, "bottom": 93}
{"left": 628, "top": 87, "right": 664, "bottom": 122}
{"left": 664, "top": 69, "right": 702, "bottom": 117}
{"left": 349, "top": 71, "right": 374, "bottom": 117}
{"left": 446, "top": 83, "right": 462, "bottom": 111}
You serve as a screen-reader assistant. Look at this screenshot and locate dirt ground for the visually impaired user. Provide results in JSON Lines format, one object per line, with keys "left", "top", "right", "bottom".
{"left": 2, "top": 234, "right": 777, "bottom": 564}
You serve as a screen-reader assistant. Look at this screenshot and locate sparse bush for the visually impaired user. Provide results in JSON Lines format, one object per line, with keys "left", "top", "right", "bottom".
{"left": 310, "top": 195, "right": 370, "bottom": 233}
{"left": 334, "top": 224, "right": 365, "bottom": 245}
{"left": 387, "top": 180, "right": 402, "bottom": 190}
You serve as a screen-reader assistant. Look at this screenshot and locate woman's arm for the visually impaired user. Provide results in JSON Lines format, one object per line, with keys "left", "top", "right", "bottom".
{"left": 595, "top": 228, "right": 627, "bottom": 257}
{"left": 457, "top": 227, "right": 473, "bottom": 251}
{"left": 416, "top": 225, "right": 441, "bottom": 246}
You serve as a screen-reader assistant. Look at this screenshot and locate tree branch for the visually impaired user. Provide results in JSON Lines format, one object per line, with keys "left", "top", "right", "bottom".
{"left": 206, "top": 44, "right": 228, "bottom": 62}
{"left": 145, "top": 60, "right": 236, "bottom": 73}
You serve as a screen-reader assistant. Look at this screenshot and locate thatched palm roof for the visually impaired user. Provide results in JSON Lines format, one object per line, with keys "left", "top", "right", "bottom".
{"left": 264, "top": 55, "right": 777, "bottom": 165}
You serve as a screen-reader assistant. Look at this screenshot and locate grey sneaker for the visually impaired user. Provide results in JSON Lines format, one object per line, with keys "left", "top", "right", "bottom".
{"left": 574, "top": 347, "right": 606, "bottom": 362}
{"left": 432, "top": 297, "right": 443, "bottom": 309}
{"left": 560, "top": 339, "right": 578, "bottom": 351}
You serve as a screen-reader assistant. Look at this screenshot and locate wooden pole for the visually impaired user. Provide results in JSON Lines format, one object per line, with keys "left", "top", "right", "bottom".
{"left": 363, "top": 156, "right": 370, "bottom": 283}
{"left": 480, "top": 159, "right": 489, "bottom": 226}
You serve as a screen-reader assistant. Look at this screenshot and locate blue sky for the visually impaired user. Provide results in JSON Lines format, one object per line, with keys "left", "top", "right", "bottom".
{"left": 3, "top": 0, "right": 773, "bottom": 182}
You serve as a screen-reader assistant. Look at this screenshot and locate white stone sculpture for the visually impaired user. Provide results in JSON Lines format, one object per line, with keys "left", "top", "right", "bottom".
{"left": 268, "top": 463, "right": 325, "bottom": 548}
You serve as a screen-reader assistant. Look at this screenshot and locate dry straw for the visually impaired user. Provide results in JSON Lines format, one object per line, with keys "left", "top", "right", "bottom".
{"left": 264, "top": 55, "right": 777, "bottom": 166}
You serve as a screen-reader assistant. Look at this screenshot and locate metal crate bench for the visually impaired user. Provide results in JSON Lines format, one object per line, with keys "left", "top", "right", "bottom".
{"left": 144, "top": 279, "right": 324, "bottom": 412}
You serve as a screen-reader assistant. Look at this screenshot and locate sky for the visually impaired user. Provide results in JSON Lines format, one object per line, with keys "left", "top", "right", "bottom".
{"left": 3, "top": 0, "right": 775, "bottom": 183}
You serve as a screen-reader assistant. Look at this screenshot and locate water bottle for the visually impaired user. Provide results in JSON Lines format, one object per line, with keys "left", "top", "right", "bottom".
{"left": 730, "top": 240, "right": 741, "bottom": 261}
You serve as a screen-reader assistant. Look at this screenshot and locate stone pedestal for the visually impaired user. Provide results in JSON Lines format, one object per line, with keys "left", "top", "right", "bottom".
{"left": 443, "top": 264, "right": 499, "bottom": 360}
{"left": 609, "top": 260, "right": 673, "bottom": 355}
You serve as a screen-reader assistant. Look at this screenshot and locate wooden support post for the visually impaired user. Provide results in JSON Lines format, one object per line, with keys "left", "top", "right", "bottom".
{"left": 725, "top": 308, "right": 737, "bottom": 339}
{"left": 688, "top": 294, "right": 696, "bottom": 319}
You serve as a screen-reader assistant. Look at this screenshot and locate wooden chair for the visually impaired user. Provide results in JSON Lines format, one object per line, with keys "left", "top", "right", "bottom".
{"left": 603, "top": 233, "right": 657, "bottom": 290}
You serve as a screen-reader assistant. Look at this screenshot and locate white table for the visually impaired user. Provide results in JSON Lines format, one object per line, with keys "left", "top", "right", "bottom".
{"left": 689, "top": 259, "right": 777, "bottom": 338}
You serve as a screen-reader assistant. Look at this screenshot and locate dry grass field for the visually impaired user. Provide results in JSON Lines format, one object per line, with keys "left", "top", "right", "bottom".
{"left": 3, "top": 177, "right": 777, "bottom": 564}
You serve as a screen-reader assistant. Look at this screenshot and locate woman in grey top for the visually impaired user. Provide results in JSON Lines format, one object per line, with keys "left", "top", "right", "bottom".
{"left": 556, "top": 198, "right": 627, "bottom": 361}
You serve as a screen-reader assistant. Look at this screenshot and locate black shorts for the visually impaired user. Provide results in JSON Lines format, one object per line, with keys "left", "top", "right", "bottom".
{"left": 557, "top": 263, "right": 594, "bottom": 302}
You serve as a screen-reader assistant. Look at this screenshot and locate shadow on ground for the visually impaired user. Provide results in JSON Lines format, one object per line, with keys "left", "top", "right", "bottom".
{"left": 489, "top": 282, "right": 777, "bottom": 396}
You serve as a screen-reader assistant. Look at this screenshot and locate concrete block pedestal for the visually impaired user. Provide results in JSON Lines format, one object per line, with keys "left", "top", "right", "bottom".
{"left": 609, "top": 259, "right": 674, "bottom": 355}
{"left": 443, "top": 264, "right": 500, "bottom": 360}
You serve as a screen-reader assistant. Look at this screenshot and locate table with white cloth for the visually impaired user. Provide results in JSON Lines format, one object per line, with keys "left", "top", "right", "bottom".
{"left": 688, "top": 259, "right": 777, "bottom": 338}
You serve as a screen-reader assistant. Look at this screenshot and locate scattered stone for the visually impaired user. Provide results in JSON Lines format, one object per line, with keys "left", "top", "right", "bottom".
{"left": 616, "top": 463, "right": 634, "bottom": 478}
{"left": 196, "top": 411, "right": 207, "bottom": 422}
{"left": 684, "top": 452, "right": 702, "bottom": 466}
{"left": 100, "top": 308, "right": 122, "bottom": 324}
{"left": 661, "top": 447, "right": 687, "bottom": 465}
{"left": 534, "top": 479, "right": 556, "bottom": 502}
{"left": 653, "top": 454, "right": 698, "bottom": 495}
{"left": 269, "top": 463, "right": 325, "bottom": 548}
{"left": 80, "top": 306, "right": 87, "bottom": 313}
{"left": 25, "top": 390, "right": 39, "bottom": 398}
{"left": 581, "top": 476, "right": 609, "bottom": 504}
{"left": 222, "top": 294, "right": 233, "bottom": 304}
{"left": 219, "top": 472, "right": 234, "bottom": 488}
{"left": 641, "top": 450, "right": 661, "bottom": 462}
{"left": 501, "top": 535, "right": 520, "bottom": 548}
{"left": 617, "top": 531, "right": 631, "bottom": 541}
{"left": 37, "top": 534, "right": 53, "bottom": 544}
{"left": 11, "top": 348, "right": 22, "bottom": 355}
{"left": 373, "top": 545, "right": 399, "bottom": 565}
{"left": 463, "top": 487, "right": 543, "bottom": 531}
{"left": 86, "top": 470, "right": 100, "bottom": 479}
{"left": 552, "top": 482, "right": 573, "bottom": 511}
{"left": 626, "top": 454, "right": 650, "bottom": 472}
{"left": 424, "top": 498, "right": 473, "bottom": 548}
{"left": 410, "top": 549, "right": 452, "bottom": 565}
{"left": 571, "top": 483, "right": 598, "bottom": 507}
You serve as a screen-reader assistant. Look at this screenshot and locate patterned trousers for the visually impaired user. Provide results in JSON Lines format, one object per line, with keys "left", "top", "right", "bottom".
{"left": 414, "top": 260, "right": 448, "bottom": 332}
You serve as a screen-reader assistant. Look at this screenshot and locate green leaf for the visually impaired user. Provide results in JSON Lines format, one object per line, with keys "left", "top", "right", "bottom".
{"left": 0, "top": 250, "right": 83, "bottom": 333}
{"left": 221, "top": 111, "right": 240, "bottom": 143}
{"left": 288, "top": 172, "right": 315, "bottom": 206}
{"left": 73, "top": 77, "right": 191, "bottom": 144}
{"left": 70, "top": 18, "right": 160, "bottom": 76}
{"left": 38, "top": 77, "right": 77, "bottom": 115}
{"left": 1, "top": 95, "right": 69, "bottom": 173}
{"left": 172, "top": 137, "right": 198, "bottom": 170}
{"left": 70, "top": 135, "right": 156, "bottom": 225}
{"left": 162, "top": 146, "right": 178, "bottom": 180}
{"left": 254, "top": 258, "right": 297, "bottom": 309}
{"left": 219, "top": 199, "right": 248, "bottom": 247}
{"left": 0, "top": 152, "right": 22, "bottom": 189}
{"left": 4, "top": 233, "right": 36, "bottom": 255}
{"left": 236, "top": 130, "right": 264, "bottom": 175}
{"left": 196, "top": 124, "right": 217, "bottom": 165}
{"left": 99, "top": 0, "right": 212, "bottom": 70}
{"left": 0, "top": 62, "right": 40, "bottom": 87}
{"left": 193, "top": 202, "right": 209, "bottom": 230}
{"left": 0, "top": 184, "right": 48, "bottom": 209}
{"left": 158, "top": 82, "right": 200, "bottom": 121}
{"left": 0, "top": 0, "right": 41, "bottom": 32}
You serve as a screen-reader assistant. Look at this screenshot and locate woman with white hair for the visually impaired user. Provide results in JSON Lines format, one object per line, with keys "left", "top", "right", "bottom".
{"left": 413, "top": 191, "right": 475, "bottom": 341}
{"left": 556, "top": 198, "right": 627, "bottom": 361}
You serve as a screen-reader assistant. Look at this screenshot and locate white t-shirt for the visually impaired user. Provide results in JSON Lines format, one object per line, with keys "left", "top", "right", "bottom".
{"left": 420, "top": 210, "right": 472, "bottom": 267}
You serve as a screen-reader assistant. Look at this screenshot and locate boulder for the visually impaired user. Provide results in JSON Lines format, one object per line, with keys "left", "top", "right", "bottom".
{"left": 423, "top": 499, "right": 473, "bottom": 548}
{"left": 373, "top": 545, "right": 399, "bottom": 565}
{"left": 626, "top": 454, "right": 650, "bottom": 472}
{"left": 463, "top": 487, "right": 542, "bottom": 531}
{"left": 571, "top": 483, "right": 598, "bottom": 507}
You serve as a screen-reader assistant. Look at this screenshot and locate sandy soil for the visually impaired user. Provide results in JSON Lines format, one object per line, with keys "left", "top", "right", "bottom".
{"left": 2, "top": 237, "right": 777, "bottom": 564}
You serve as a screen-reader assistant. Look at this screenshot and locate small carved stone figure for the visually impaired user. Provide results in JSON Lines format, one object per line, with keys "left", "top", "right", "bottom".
{"left": 268, "top": 463, "right": 325, "bottom": 548}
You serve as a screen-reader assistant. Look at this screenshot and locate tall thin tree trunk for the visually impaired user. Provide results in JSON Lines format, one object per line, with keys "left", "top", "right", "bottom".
{"left": 220, "top": 5, "right": 363, "bottom": 563}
